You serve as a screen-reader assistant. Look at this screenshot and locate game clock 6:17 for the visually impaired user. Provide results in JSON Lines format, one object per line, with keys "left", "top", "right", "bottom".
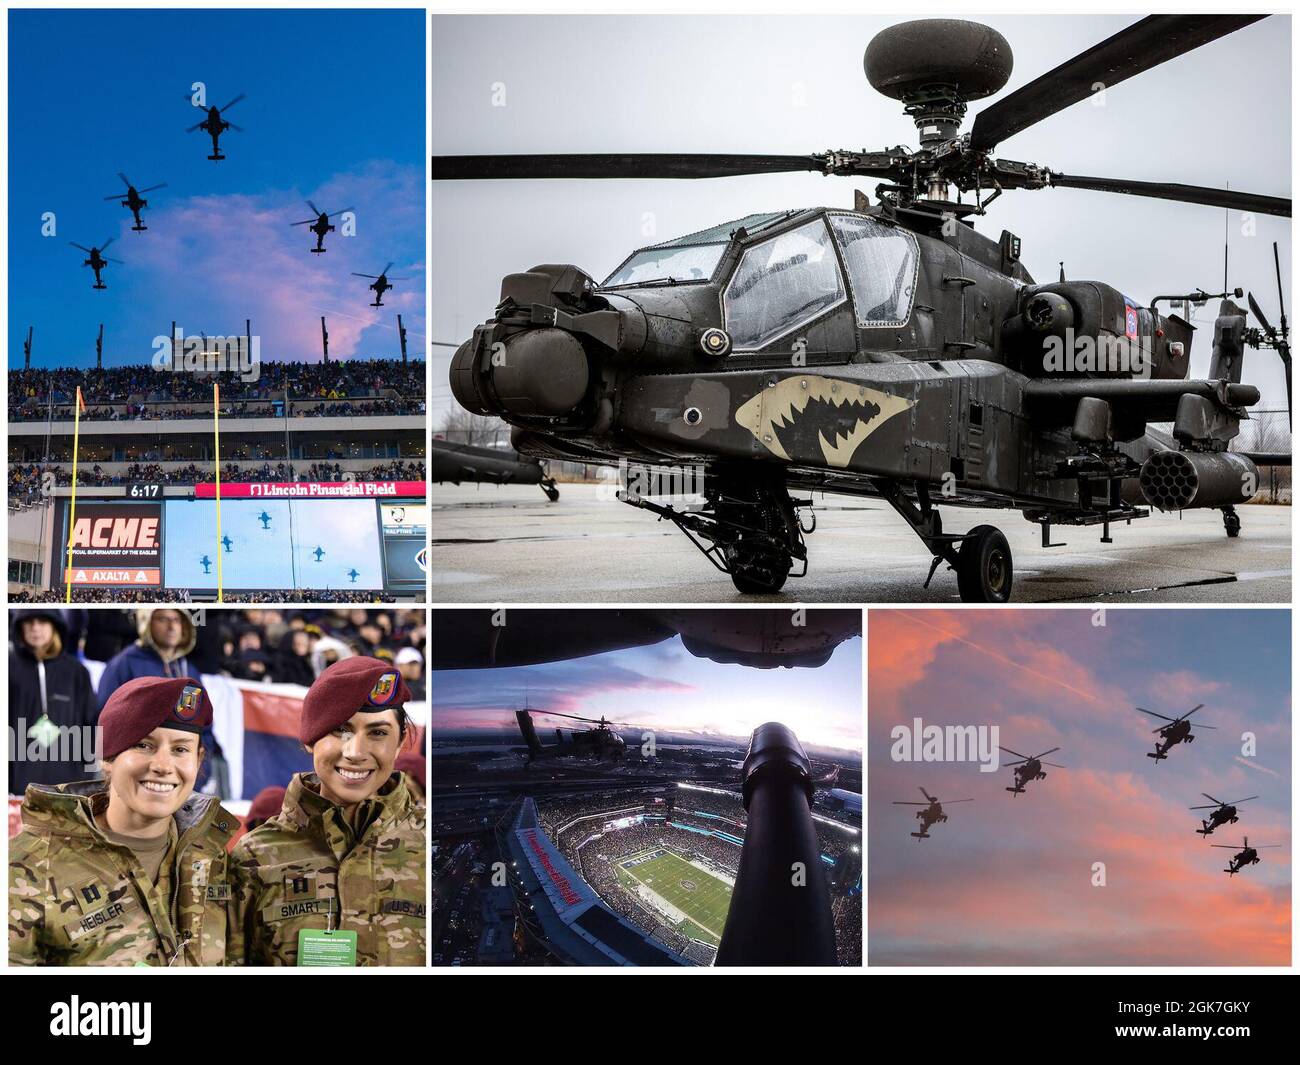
{"left": 127, "top": 483, "right": 163, "bottom": 499}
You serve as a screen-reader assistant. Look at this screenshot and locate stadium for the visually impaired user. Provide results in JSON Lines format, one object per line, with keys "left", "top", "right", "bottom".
{"left": 8, "top": 356, "right": 427, "bottom": 603}
{"left": 432, "top": 750, "right": 862, "bottom": 967}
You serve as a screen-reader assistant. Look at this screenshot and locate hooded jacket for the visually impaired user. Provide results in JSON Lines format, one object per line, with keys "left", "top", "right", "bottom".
{"left": 8, "top": 780, "right": 238, "bottom": 966}
{"left": 8, "top": 610, "right": 101, "bottom": 794}
{"left": 227, "top": 771, "right": 425, "bottom": 966}
{"left": 96, "top": 609, "right": 200, "bottom": 704}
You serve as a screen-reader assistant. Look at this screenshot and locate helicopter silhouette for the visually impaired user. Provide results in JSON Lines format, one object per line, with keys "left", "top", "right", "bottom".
{"left": 999, "top": 745, "right": 1065, "bottom": 796}
{"left": 1210, "top": 836, "right": 1281, "bottom": 877}
{"left": 70, "top": 239, "right": 122, "bottom": 289}
{"left": 514, "top": 708, "right": 629, "bottom": 762}
{"left": 186, "top": 92, "right": 245, "bottom": 160}
{"left": 292, "top": 201, "right": 353, "bottom": 253}
{"left": 104, "top": 173, "right": 167, "bottom": 232}
{"left": 312, "top": 545, "right": 325, "bottom": 562}
{"left": 351, "top": 262, "right": 409, "bottom": 306}
{"left": 221, "top": 535, "right": 233, "bottom": 553}
{"left": 258, "top": 511, "right": 272, "bottom": 529}
{"left": 1137, "top": 704, "right": 1215, "bottom": 762}
{"left": 199, "top": 555, "right": 212, "bottom": 575}
{"left": 347, "top": 568, "right": 360, "bottom": 583}
{"left": 892, "top": 786, "right": 972, "bottom": 839}
{"left": 1190, "top": 793, "right": 1257, "bottom": 837}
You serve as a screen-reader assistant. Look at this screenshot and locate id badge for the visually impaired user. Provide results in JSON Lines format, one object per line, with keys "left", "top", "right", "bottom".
{"left": 297, "top": 928, "right": 357, "bottom": 967}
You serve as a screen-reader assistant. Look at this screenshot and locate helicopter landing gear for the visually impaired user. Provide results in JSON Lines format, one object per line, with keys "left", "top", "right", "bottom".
{"left": 619, "top": 469, "right": 807, "bottom": 596}
{"left": 541, "top": 478, "right": 560, "bottom": 503}
{"left": 1222, "top": 505, "right": 1241, "bottom": 538}
{"left": 956, "top": 525, "right": 1013, "bottom": 603}
{"left": 878, "top": 481, "right": 1013, "bottom": 602}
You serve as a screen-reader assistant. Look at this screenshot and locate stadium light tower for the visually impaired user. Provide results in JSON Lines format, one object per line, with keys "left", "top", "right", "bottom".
{"left": 398, "top": 313, "right": 407, "bottom": 364}
{"left": 95, "top": 324, "right": 104, "bottom": 370}
{"left": 320, "top": 316, "right": 329, "bottom": 363}
{"left": 24, "top": 325, "right": 33, "bottom": 369}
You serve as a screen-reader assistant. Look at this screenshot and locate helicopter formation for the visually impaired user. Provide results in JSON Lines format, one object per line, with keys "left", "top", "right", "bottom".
{"left": 58, "top": 88, "right": 405, "bottom": 309}
{"left": 894, "top": 702, "right": 1282, "bottom": 878}
{"left": 435, "top": 14, "right": 1292, "bottom": 602}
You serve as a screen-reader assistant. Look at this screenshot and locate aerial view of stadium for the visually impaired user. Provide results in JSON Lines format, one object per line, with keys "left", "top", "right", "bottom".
{"left": 6, "top": 9, "right": 426, "bottom": 603}
{"left": 430, "top": 609, "right": 863, "bottom": 966}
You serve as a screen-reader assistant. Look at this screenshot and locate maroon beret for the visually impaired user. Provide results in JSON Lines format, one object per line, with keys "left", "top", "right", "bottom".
{"left": 246, "top": 785, "right": 287, "bottom": 824}
{"left": 101, "top": 676, "right": 213, "bottom": 760}
{"left": 300, "top": 656, "right": 411, "bottom": 745}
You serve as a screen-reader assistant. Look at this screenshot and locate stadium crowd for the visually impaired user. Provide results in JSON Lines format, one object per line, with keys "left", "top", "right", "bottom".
{"left": 9, "top": 459, "right": 425, "bottom": 504}
{"left": 9, "top": 606, "right": 426, "bottom": 801}
{"left": 9, "top": 359, "right": 425, "bottom": 421}
{"left": 12, "top": 587, "right": 396, "bottom": 604}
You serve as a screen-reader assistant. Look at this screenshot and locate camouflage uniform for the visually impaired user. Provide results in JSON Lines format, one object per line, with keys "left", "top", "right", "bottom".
{"left": 227, "top": 770, "right": 425, "bottom": 966}
{"left": 8, "top": 780, "right": 237, "bottom": 966}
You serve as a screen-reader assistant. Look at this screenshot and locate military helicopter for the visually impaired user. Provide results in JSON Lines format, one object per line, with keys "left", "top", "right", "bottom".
{"left": 430, "top": 437, "right": 560, "bottom": 501}
{"left": 1190, "top": 793, "right": 1257, "bottom": 836}
{"left": 104, "top": 173, "right": 167, "bottom": 232}
{"left": 1137, "top": 703, "right": 1215, "bottom": 762}
{"left": 313, "top": 545, "right": 325, "bottom": 562}
{"left": 434, "top": 15, "right": 1292, "bottom": 601}
{"left": 292, "top": 201, "right": 353, "bottom": 253}
{"left": 892, "top": 786, "right": 972, "bottom": 838}
{"left": 1210, "top": 836, "right": 1281, "bottom": 877}
{"left": 514, "top": 708, "right": 629, "bottom": 762}
{"left": 70, "top": 239, "right": 122, "bottom": 289}
{"left": 999, "top": 745, "right": 1064, "bottom": 796}
{"left": 258, "top": 511, "right": 272, "bottom": 529}
{"left": 352, "top": 262, "right": 410, "bottom": 307}
{"left": 186, "top": 92, "right": 245, "bottom": 160}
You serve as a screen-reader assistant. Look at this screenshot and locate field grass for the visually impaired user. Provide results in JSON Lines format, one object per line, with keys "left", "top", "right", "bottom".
{"left": 615, "top": 848, "right": 732, "bottom": 947}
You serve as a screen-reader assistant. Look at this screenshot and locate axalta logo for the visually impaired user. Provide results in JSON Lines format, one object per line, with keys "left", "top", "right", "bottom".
{"left": 49, "top": 996, "right": 151, "bottom": 1045}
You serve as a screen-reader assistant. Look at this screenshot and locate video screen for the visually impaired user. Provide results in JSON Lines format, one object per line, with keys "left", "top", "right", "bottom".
{"left": 163, "top": 498, "right": 384, "bottom": 589}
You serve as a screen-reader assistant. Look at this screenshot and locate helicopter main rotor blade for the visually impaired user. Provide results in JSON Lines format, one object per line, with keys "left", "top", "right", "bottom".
{"left": 919, "top": 786, "right": 935, "bottom": 802}
{"left": 138, "top": 182, "right": 168, "bottom": 194}
{"left": 1048, "top": 173, "right": 1290, "bottom": 218}
{"left": 218, "top": 93, "right": 246, "bottom": 113}
{"left": 351, "top": 273, "right": 381, "bottom": 279}
{"left": 103, "top": 192, "right": 128, "bottom": 201}
{"left": 69, "top": 243, "right": 93, "bottom": 253}
{"left": 327, "top": 207, "right": 355, "bottom": 218}
{"left": 1180, "top": 704, "right": 1206, "bottom": 720}
{"left": 1041, "top": 761, "right": 1067, "bottom": 769}
{"left": 306, "top": 200, "right": 321, "bottom": 215}
{"left": 100, "top": 237, "right": 116, "bottom": 251}
{"left": 969, "top": 15, "right": 1265, "bottom": 153}
{"left": 118, "top": 173, "right": 133, "bottom": 187}
{"left": 1033, "top": 747, "right": 1061, "bottom": 759}
{"left": 186, "top": 121, "right": 205, "bottom": 133}
{"left": 893, "top": 801, "right": 929, "bottom": 806}
{"left": 1136, "top": 706, "right": 1176, "bottom": 722}
{"left": 432, "top": 152, "right": 827, "bottom": 181}
{"left": 1248, "top": 292, "right": 1276, "bottom": 337}
{"left": 1201, "top": 793, "right": 1225, "bottom": 805}
{"left": 291, "top": 219, "right": 317, "bottom": 227}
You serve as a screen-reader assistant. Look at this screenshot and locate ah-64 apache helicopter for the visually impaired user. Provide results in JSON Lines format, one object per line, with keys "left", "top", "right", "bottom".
{"left": 434, "top": 15, "right": 1291, "bottom": 601}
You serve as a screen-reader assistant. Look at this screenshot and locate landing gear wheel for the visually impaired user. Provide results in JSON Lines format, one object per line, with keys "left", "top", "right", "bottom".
{"left": 1222, "top": 506, "right": 1240, "bottom": 538}
{"left": 956, "top": 524, "right": 1013, "bottom": 602}
{"left": 729, "top": 550, "right": 791, "bottom": 594}
{"left": 541, "top": 479, "right": 560, "bottom": 503}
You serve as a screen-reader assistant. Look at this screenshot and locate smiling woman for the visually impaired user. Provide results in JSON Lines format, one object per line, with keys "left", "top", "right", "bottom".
{"left": 8, "top": 676, "right": 239, "bottom": 966}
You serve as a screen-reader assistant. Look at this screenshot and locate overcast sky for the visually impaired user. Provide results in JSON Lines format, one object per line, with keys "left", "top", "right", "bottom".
{"left": 431, "top": 13, "right": 1290, "bottom": 419}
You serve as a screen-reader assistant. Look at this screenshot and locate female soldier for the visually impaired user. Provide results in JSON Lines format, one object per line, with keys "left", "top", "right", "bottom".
{"left": 228, "top": 656, "right": 426, "bottom": 966}
{"left": 9, "top": 676, "right": 237, "bottom": 966}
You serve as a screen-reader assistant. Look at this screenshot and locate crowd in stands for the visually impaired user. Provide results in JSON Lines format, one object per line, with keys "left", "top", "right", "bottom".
{"left": 9, "top": 359, "right": 426, "bottom": 422}
{"left": 9, "top": 459, "right": 425, "bottom": 504}
{"left": 12, "top": 587, "right": 397, "bottom": 605}
{"left": 9, "top": 606, "right": 426, "bottom": 800}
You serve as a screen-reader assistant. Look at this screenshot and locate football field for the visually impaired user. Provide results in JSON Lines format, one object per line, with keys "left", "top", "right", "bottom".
{"left": 616, "top": 848, "right": 732, "bottom": 947}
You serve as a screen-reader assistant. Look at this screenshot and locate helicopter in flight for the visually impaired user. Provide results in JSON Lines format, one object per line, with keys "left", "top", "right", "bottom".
{"left": 1137, "top": 703, "right": 1215, "bottom": 762}
{"left": 292, "top": 201, "right": 353, "bottom": 253}
{"left": 312, "top": 545, "right": 325, "bottom": 562}
{"left": 999, "top": 745, "right": 1064, "bottom": 796}
{"left": 258, "top": 511, "right": 272, "bottom": 530}
{"left": 104, "top": 173, "right": 167, "bottom": 232}
{"left": 892, "top": 786, "right": 972, "bottom": 839}
{"left": 1211, "top": 836, "right": 1281, "bottom": 877}
{"left": 186, "top": 92, "right": 245, "bottom": 160}
{"left": 352, "top": 262, "right": 410, "bottom": 307}
{"left": 434, "top": 15, "right": 1292, "bottom": 601}
{"left": 514, "top": 708, "right": 629, "bottom": 762}
{"left": 1190, "top": 793, "right": 1257, "bottom": 836}
{"left": 70, "top": 239, "right": 122, "bottom": 289}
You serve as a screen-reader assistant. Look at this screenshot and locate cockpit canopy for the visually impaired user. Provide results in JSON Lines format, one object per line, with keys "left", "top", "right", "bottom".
{"left": 602, "top": 209, "right": 919, "bottom": 353}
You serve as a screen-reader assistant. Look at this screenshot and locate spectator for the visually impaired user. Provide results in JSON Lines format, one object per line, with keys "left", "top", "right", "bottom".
{"left": 8, "top": 610, "right": 100, "bottom": 795}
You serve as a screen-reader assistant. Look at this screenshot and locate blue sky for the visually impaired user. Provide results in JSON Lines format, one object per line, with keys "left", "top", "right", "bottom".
{"left": 430, "top": 634, "right": 863, "bottom": 755}
{"left": 9, "top": 8, "right": 425, "bottom": 367}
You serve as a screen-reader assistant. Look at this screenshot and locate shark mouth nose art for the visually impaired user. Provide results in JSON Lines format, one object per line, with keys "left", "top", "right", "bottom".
{"left": 734, "top": 375, "right": 916, "bottom": 467}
